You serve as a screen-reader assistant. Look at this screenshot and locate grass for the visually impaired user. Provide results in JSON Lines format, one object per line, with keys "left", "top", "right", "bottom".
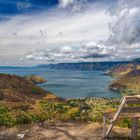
{"left": 0, "top": 96, "right": 138, "bottom": 129}
{"left": 110, "top": 75, "right": 140, "bottom": 96}
{"left": 0, "top": 97, "right": 124, "bottom": 126}
{"left": 0, "top": 73, "right": 138, "bottom": 129}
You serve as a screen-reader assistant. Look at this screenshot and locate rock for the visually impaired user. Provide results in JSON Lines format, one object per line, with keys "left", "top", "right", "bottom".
{"left": 17, "top": 134, "right": 25, "bottom": 139}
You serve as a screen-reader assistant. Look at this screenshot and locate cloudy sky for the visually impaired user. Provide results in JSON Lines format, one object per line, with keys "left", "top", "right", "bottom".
{"left": 0, "top": 0, "right": 140, "bottom": 66}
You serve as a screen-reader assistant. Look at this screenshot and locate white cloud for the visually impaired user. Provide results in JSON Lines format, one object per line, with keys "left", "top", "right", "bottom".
{"left": 99, "top": 0, "right": 140, "bottom": 61}
{"left": 0, "top": 0, "right": 110, "bottom": 65}
{"left": 26, "top": 54, "right": 34, "bottom": 59}
{"left": 107, "top": 0, "right": 140, "bottom": 45}
{"left": 58, "top": 0, "right": 89, "bottom": 14}
{"left": 59, "top": 0, "right": 74, "bottom": 8}
{"left": 60, "top": 46, "right": 72, "bottom": 53}
{"left": 1, "top": 0, "right": 140, "bottom": 65}
{"left": 23, "top": 40, "right": 112, "bottom": 63}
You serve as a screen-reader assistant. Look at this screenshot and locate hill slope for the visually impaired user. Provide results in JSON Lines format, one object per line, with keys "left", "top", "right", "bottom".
{"left": 107, "top": 58, "right": 140, "bottom": 77}
{"left": 0, "top": 74, "right": 57, "bottom": 103}
{"left": 109, "top": 69, "right": 140, "bottom": 95}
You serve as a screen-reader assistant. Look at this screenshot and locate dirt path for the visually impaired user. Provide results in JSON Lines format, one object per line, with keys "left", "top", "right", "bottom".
{"left": 0, "top": 122, "right": 133, "bottom": 140}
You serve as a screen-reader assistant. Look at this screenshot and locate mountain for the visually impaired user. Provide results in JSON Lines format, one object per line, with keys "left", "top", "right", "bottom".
{"left": 108, "top": 58, "right": 140, "bottom": 95}
{"left": 38, "top": 61, "right": 130, "bottom": 71}
{"left": 107, "top": 64, "right": 136, "bottom": 77}
{"left": 132, "top": 58, "right": 140, "bottom": 64}
{"left": 109, "top": 69, "right": 140, "bottom": 95}
{"left": 107, "top": 59, "right": 140, "bottom": 77}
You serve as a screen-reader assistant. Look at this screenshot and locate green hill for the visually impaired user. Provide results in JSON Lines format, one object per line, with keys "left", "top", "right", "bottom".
{"left": 109, "top": 69, "right": 140, "bottom": 95}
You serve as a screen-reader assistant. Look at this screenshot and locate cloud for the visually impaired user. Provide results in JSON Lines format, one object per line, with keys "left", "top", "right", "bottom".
{"left": 82, "top": 53, "right": 109, "bottom": 59}
{"left": 1, "top": 0, "right": 140, "bottom": 65}
{"left": 59, "top": 0, "right": 74, "bottom": 8}
{"left": 58, "top": 0, "right": 89, "bottom": 13}
{"left": 23, "top": 0, "right": 140, "bottom": 63}
{"left": 60, "top": 46, "right": 72, "bottom": 53}
{"left": 96, "top": 0, "right": 140, "bottom": 61}
{"left": 107, "top": 0, "right": 140, "bottom": 46}
{"left": 24, "top": 41, "right": 111, "bottom": 63}
{"left": 0, "top": 0, "right": 108, "bottom": 64}
{"left": 25, "top": 53, "right": 34, "bottom": 60}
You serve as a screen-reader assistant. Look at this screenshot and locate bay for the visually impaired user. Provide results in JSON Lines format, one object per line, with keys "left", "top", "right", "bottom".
{"left": 0, "top": 67, "right": 121, "bottom": 99}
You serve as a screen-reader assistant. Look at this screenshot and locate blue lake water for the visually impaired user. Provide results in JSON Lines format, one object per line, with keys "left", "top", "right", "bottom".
{"left": 0, "top": 67, "right": 121, "bottom": 99}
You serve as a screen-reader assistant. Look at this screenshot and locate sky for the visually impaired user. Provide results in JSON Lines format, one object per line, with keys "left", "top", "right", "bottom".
{"left": 0, "top": 0, "right": 140, "bottom": 66}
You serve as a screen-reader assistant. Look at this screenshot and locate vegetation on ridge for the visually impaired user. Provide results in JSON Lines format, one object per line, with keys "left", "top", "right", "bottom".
{"left": 107, "top": 63, "right": 140, "bottom": 78}
{"left": 109, "top": 69, "right": 140, "bottom": 96}
{"left": 107, "top": 58, "right": 140, "bottom": 95}
{"left": 0, "top": 71, "right": 138, "bottom": 128}
{"left": 0, "top": 97, "right": 124, "bottom": 126}
{"left": 0, "top": 74, "right": 124, "bottom": 127}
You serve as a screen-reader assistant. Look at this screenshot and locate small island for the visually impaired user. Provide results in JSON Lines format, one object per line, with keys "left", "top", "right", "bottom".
{"left": 25, "top": 75, "right": 47, "bottom": 84}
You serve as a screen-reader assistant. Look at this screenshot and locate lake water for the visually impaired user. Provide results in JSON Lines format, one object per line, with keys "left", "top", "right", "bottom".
{"left": 0, "top": 67, "right": 121, "bottom": 99}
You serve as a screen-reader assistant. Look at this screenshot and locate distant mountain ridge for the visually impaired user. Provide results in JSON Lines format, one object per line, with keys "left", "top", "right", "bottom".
{"left": 37, "top": 61, "right": 131, "bottom": 71}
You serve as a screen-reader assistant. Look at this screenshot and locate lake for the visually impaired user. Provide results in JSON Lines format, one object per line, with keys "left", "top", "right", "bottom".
{"left": 0, "top": 67, "right": 121, "bottom": 99}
